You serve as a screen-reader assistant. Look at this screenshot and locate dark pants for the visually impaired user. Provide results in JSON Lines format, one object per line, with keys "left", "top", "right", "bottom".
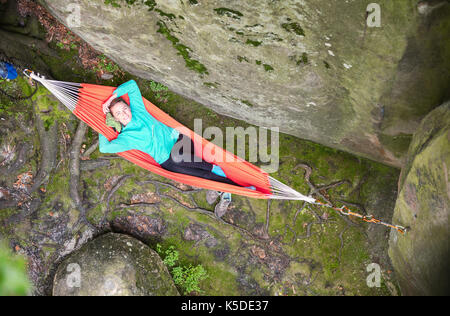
{"left": 160, "top": 134, "right": 241, "bottom": 186}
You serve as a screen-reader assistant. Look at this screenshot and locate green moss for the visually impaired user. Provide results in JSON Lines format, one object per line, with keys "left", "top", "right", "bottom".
{"left": 104, "top": 0, "right": 122, "bottom": 8}
{"left": 104, "top": 0, "right": 142, "bottom": 8}
{"left": 42, "top": 167, "right": 72, "bottom": 210}
{"left": 213, "top": 8, "right": 243, "bottom": 20}
{"left": 245, "top": 23, "right": 263, "bottom": 28}
{"left": 378, "top": 133, "right": 412, "bottom": 159}
{"left": 240, "top": 100, "right": 254, "bottom": 107}
{"left": 0, "top": 208, "right": 20, "bottom": 222}
{"left": 263, "top": 64, "right": 274, "bottom": 72}
{"left": 281, "top": 22, "right": 305, "bottom": 36}
{"left": 156, "top": 21, "right": 208, "bottom": 75}
{"left": 104, "top": 0, "right": 156, "bottom": 11}
{"left": 296, "top": 52, "right": 309, "bottom": 65}
{"left": 155, "top": 9, "right": 176, "bottom": 20}
{"left": 253, "top": 60, "right": 274, "bottom": 72}
{"left": 245, "top": 39, "right": 262, "bottom": 47}
{"left": 237, "top": 56, "right": 249, "bottom": 63}
{"left": 324, "top": 61, "right": 331, "bottom": 69}
{"left": 15, "top": 76, "right": 70, "bottom": 131}
{"left": 143, "top": 0, "right": 157, "bottom": 11}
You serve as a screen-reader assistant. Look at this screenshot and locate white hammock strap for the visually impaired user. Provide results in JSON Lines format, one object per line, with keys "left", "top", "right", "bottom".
{"left": 267, "top": 176, "right": 316, "bottom": 202}
{"left": 27, "top": 72, "right": 81, "bottom": 112}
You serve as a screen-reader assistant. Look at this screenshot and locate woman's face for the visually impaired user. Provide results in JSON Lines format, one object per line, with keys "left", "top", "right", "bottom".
{"left": 110, "top": 101, "right": 132, "bottom": 126}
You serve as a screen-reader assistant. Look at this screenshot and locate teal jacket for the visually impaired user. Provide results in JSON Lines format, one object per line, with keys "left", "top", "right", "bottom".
{"left": 99, "top": 80, "right": 180, "bottom": 164}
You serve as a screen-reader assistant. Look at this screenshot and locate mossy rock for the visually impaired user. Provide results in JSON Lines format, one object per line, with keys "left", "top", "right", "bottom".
{"left": 52, "top": 233, "right": 180, "bottom": 296}
{"left": 388, "top": 102, "right": 450, "bottom": 296}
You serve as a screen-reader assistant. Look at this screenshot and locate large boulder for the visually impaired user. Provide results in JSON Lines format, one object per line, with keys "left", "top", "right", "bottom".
{"left": 38, "top": 0, "right": 450, "bottom": 167}
{"left": 388, "top": 102, "right": 449, "bottom": 296}
{"left": 53, "top": 233, "right": 179, "bottom": 296}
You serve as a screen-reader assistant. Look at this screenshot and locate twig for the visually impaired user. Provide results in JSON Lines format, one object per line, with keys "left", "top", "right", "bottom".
{"left": 264, "top": 199, "right": 271, "bottom": 236}
{"left": 81, "top": 138, "right": 99, "bottom": 159}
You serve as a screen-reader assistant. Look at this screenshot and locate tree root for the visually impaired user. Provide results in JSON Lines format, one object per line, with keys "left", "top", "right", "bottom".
{"left": 28, "top": 99, "right": 58, "bottom": 194}
{"left": 68, "top": 121, "right": 96, "bottom": 230}
{"left": 69, "top": 121, "right": 87, "bottom": 208}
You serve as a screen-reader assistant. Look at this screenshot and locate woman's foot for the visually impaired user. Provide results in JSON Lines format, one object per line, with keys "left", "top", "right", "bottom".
{"left": 214, "top": 192, "right": 231, "bottom": 218}
{"left": 206, "top": 190, "right": 221, "bottom": 205}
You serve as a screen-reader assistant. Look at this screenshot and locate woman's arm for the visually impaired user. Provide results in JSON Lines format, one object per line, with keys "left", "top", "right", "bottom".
{"left": 113, "top": 80, "right": 146, "bottom": 112}
{"left": 98, "top": 133, "right": 133, "bottom": 153}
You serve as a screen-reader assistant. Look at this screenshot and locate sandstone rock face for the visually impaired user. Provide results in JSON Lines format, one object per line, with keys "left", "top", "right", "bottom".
{"left": 388, "top": 102, "right": 450, "bottom": 296}
{"left": 38, "top": 0, "right": 450, "bottom": 167}
{"left": 53, "top": 233, "right": 179, "bottom": 296}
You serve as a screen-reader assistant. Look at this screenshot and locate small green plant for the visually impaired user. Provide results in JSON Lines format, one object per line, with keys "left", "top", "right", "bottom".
{"left": 172, "top": 264, "right": 207, "bottom": 294}
{"left": 156, "top": 244, "right": 179, "bottom": 268}
{"left": 149, "top": 81, "right": 169, "bottom": 103}
{"left": 156, "top": 244, "right": 208, "bottom": 295}
{"left": 95, "top": 54, "right": 119, "bottom": 74}
{"left": 0, "top": 242, "right": 31, "bottom": 296}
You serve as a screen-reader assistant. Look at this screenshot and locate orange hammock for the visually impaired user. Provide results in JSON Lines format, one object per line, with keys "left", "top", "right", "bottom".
{"left": 23, "top": 71, "right": 318, "bottom": 203}
{"left": 77, "top": 83, "right": 273, "bottom": 198}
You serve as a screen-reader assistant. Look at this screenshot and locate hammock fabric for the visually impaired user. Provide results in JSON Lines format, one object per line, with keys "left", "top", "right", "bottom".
{"left": 27, "top": 72, "right": 315, "bottom": 202}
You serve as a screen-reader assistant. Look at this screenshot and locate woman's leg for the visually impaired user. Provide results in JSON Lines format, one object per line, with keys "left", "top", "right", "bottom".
{"left": 161, "top": 156, "right": 241, "bottom": 186}
{"left": 161, "top": 134, "right": 242, "bottom": 186}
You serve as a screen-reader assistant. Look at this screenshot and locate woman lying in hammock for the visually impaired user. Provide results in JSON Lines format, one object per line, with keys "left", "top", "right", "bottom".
{"left": 99, "top": 80, "right": 255, "bottom": 213}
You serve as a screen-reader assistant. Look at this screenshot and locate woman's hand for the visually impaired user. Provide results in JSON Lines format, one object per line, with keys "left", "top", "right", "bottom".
{"left": 102, "top": 93, "right": 117, "bottom": 114}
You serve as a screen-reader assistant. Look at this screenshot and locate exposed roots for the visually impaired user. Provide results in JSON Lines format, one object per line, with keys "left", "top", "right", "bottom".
{"left": 28, "top": 97, "right": 58, "bottom": 194}
{"left": 68, "top": 121, "right": 96, "bottom": 231}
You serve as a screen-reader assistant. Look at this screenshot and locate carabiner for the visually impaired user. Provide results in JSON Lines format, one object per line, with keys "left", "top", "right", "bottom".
{"left": 23, "top": 69, "right": 33, "bottom": 78}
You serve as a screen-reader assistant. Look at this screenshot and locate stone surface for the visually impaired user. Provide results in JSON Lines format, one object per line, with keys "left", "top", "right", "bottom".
{"left": 388, "top": 102, "right": 450, "bottom": 296}
{"left": 38, "top": 0, "right": 450, "bottom": 167}
{"left": 52, "top": 233, "right": 179, "bottom": 296}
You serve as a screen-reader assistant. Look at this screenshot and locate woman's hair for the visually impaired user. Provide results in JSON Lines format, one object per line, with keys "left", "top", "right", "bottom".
{"left": 108, "top": 97, "right": 128, "bottom": 112}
